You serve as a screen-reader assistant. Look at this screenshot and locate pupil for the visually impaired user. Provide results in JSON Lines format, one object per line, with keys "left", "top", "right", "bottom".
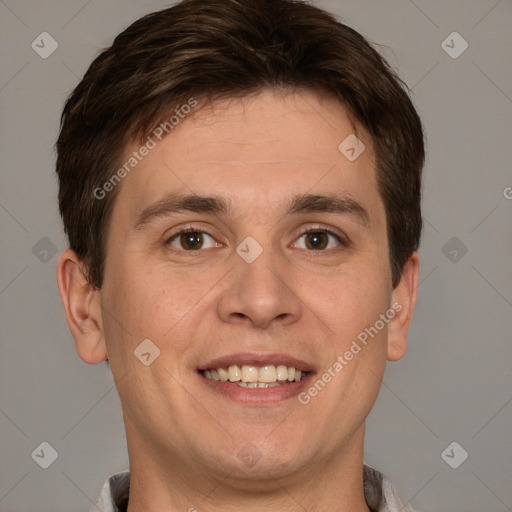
{"left": 307, "top": 232, "right": 327, "bottom": 250}
{"left": 182, "top": 232, "right": 202, "bottom": 249}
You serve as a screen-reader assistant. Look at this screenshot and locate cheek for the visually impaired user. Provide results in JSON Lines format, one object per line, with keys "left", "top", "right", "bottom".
{"left": 290, "top": 259, "right": 391, "bottom": 347}
{"left": 100, "top": 257, "right": 214, "bottom": 357}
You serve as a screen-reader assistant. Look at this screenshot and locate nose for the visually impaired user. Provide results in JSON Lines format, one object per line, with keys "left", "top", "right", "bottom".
{"left": 216, "top": 242, "right": 303, "bottom": 330}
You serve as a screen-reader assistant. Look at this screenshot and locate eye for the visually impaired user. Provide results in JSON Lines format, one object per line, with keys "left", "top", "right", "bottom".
{"left": 292, "top": 228, "right": 347, "bottom": 251}
{"left": 164, "top": 225, "right": 348, "bottom": 253}
{"left": 166, "top": 228, "right": 219, "bottom": 251}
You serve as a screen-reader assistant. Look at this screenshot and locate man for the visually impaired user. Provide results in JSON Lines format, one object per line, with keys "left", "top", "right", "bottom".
{"left": 55, "top": 0, "right": 424, "bottom": 510}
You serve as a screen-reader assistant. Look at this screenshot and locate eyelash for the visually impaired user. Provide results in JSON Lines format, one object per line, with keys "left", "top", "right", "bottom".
{"left": 164, "top": 225, "right": 350, "bottom": 254}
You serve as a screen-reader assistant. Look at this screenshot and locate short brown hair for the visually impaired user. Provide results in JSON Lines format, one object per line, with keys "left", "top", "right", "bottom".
{"left": 56, "top": 0, "right": 424, "bottom": 289}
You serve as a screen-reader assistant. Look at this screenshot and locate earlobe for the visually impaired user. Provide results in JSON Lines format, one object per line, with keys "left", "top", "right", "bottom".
{"left": 387, "top": 252, "right": 420, "bottom": 362}
{"left": 56, "top": 249, "right": 108, "bottom": 365}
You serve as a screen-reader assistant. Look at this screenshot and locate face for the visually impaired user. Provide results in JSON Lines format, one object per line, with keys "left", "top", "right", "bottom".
{"left": 97, "top": 89, "right": 402, "bottom": 487}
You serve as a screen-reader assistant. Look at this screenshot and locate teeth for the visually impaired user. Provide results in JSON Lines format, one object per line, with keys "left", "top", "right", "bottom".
{"left": 217, "top": 367, "right": 229, "bottom": 382}
{"left": 276, "top": 365, "right": 288, "bottom": 381}
{"left": 203, "top": 364, "right": 307, "bottom": 385}
{"left": 259, "top": 365, "right": 277, "bottom": 383}
{"left": 241, "top": 365, "right": 259, "bottom": 383}
{"left": 228, "top": 365, "right": 241, "bottom": 382}
{"left": 235, "top": 382, "right": 280, "bottom": 388}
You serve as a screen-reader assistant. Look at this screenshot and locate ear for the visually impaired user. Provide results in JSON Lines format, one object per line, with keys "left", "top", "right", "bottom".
{"left": 387, "top": 252, "right": 420, "bottom": 362}
{"left": 56, "top": 249, "right": 108, "bottom": 364}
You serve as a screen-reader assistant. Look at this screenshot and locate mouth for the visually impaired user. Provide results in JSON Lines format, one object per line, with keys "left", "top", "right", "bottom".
{"left": 201, "top": 364, "right": 309, "bottom": 388}
{"left": 197, "top": 353, "right": 314, "bottom": 403}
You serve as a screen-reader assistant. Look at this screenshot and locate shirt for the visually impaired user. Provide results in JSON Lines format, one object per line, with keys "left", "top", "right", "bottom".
{"left": 91, "top": 464, "right": 417, "bottom": 512}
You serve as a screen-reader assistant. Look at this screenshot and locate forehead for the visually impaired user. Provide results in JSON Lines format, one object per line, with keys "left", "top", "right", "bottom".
{"left": 110, "top": 89, "right": 383, "bottom": 230}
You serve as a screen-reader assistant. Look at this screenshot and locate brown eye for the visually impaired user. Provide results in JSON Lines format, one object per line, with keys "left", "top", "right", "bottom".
{"left": 179, "top": 232, "right": 204, "bottom": 250}
{"left": 305, "top": 231, "right": 329, "bottom": 250}
{"left": 167, "top": 229, "right": 217, "bottom": 251}
{"left": 293, "top": 229, "right": 346, "bottom": 251}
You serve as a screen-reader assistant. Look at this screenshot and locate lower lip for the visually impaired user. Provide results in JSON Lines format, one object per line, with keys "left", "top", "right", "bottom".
{"left": 198, "top": 372, "right": 313, "bottom": 404}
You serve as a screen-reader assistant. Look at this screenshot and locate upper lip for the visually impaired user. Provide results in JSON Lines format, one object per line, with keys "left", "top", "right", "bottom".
{"left": 198, "top": 352, "right": 315, "bottom": 373}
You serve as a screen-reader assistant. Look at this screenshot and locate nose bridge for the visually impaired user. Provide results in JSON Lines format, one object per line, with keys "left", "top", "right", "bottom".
{"left": 239, "top": 239, "right": 283, "bottom": 296}
{"left": 236, "top": 234, "right": 287, "bottom": 308}
{"left": 216, "top": 233, "right": 302, "bottom": 329}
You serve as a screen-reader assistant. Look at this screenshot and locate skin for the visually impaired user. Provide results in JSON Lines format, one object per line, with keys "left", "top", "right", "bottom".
{"left": 57, "top": 89, "right": 419, "bottom": 512}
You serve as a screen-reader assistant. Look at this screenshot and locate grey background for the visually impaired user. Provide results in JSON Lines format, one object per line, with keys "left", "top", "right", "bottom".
{"left": 1, "top": 0, "right": 511, "bottom": 510}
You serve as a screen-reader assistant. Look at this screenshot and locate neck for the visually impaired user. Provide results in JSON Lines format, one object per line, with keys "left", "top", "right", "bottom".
{"left": 125, "top": 425, "right": 370, "bottom": 512}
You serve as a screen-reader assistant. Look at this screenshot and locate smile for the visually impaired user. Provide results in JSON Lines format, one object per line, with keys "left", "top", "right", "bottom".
{"left": 202, "top": 364, "right": 308, "bottom": 387}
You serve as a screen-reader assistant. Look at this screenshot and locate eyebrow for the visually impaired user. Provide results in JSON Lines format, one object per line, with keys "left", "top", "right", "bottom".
{"left": 133, "top": 192, "right": 370, "bottom": 230}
